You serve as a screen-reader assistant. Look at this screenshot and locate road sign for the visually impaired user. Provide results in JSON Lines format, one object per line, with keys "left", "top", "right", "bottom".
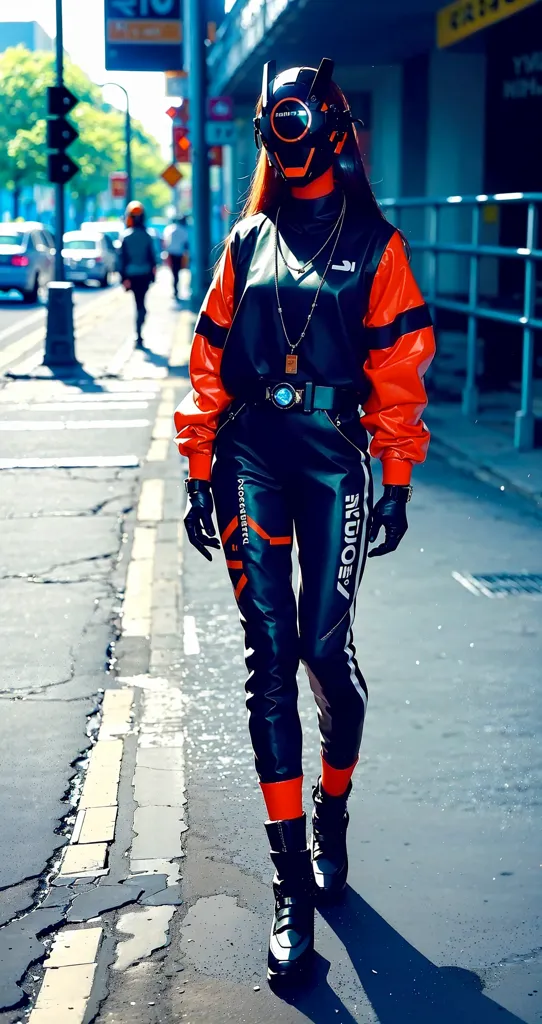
{"left": 46, "top": 85, "right": 79, "bottom": 186}
{"left": 205, "top": 121, "right": 235, "bottom": 145}
{"left": 165, "top": 70, "right": 188, "bottom": 97}
{"left": 161, "top": 163, "right": 182, "bottom": 187}
{"left": 166, "top": 101, "right": 189, "bottom": 124}
{"left": 173, "top": 125, "right": 190, "bottom": 161}
{"left": 105, "top": 0, "right": 183, "bottom": 72}
{"left": 437, "top": 0, "right": 538, "bottom": 48}
{"left": 208, "top": 96, "right": 233, "bottom": 121}
{"left": 110, "top": 171, "right": 128, "bottom": 198}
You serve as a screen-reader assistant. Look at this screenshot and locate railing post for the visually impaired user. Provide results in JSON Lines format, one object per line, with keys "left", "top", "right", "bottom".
{"left": 462, "top": 203, "right": 480, "bottom": 418}
{"left": 514, "top": 202, "right": 538, "bottom": 451}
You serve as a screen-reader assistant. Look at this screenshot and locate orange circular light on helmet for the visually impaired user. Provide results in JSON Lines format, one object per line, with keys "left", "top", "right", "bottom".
{"left": 270, "top": 98, "right": 312, "bottom": 144}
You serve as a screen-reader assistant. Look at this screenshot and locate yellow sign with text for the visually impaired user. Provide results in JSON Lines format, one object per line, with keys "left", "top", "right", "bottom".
{"left": 437, "top": 0, "right": 540, "bottom": 48}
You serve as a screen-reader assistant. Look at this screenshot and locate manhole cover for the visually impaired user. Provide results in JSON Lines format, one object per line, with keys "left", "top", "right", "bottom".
{"left": 452, "top": 572, "right": 542, "bottom": 597}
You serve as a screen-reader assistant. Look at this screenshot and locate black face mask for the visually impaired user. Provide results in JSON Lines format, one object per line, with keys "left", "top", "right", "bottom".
{"left": 254, "top": 58, "right": 352, "bottom": 187}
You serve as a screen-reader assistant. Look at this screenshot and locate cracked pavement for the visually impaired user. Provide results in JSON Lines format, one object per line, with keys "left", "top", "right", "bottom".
{"left": 0, "top": 284, "right": 170, "bottom": 1019}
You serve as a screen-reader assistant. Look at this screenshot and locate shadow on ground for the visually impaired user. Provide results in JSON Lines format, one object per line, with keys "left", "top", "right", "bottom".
{"left": 279, "top": 887, "right": 527, "bottom": 1024}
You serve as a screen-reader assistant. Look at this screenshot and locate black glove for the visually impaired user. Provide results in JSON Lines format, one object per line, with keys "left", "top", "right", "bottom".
{"left": 368, "top": 484, "right": 411, "bottom": 558}
{"left": 184, "top": 479, "right": 220, "bottom": 562}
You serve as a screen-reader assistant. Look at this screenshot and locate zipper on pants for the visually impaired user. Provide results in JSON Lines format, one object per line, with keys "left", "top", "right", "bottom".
{"left": 216, "top": 402, "right": 246, "bottom": 437}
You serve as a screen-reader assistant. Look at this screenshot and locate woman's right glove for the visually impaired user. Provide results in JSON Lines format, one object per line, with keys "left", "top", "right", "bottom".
{"left": 184, "top": 479, "right": 220, "bottom": 562}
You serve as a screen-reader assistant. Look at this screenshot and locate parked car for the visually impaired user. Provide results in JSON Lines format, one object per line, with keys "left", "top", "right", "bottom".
{"left": 81, "top": 221, "right": 124, "bottom": 272}
{"left": 0, "top": 222, "right": 55, "bottom": 302}
{"left": 62, "top": 231, "right": 117, "bottom": 287}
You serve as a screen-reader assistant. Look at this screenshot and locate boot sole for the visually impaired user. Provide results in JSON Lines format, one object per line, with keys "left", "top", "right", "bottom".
{"left": 267, "top": 949, "right": 314, "bottom": 988}
{"left": 314, "top": 879, "right": 347, "bottom": 905}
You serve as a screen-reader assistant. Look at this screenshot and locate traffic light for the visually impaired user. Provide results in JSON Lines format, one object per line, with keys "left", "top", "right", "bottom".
{"left": 46, "top": 86, "right": 79, "bottom": 185}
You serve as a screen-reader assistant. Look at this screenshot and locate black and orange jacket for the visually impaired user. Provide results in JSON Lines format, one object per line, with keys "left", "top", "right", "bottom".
{"left": 174, "top": 191, "right": 435, "bottom": 484}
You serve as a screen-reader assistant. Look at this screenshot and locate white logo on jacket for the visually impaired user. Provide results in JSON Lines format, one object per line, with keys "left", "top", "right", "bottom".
{"left": 332, "top": 259, "right": 356, "bottom": 273}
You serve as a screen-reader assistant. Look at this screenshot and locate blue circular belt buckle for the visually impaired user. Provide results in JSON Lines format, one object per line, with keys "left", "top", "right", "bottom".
{"left": 270, "top": 383, "right": 298, "bottom": 409}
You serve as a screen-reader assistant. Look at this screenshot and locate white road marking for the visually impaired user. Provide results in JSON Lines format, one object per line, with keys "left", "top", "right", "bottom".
{"left": 183, "top": 615, "right": 200, "bottom": 655}
{"left": 452, "top": 571, "right": 489, "bottom": 597}
{"left": 0, "top": 418, "right": 150, "bottom": 431}
{"left": 0, "top": 455, "right": 139, "bottom": 470}
{"left": 6, "top": 400, "right": 149, "bottom": 412}
{"left": 0, "top": 308, "right": 44, "bottom": 343}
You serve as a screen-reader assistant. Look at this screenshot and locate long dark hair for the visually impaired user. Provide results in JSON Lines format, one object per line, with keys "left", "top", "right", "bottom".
{"left": 240, "top": 79, "right": 386, "bottom": 223}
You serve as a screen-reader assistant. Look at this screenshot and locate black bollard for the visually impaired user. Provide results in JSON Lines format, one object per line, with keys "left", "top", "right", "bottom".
{"left": 43, "top": 281, "right": 80, "bottom": 371}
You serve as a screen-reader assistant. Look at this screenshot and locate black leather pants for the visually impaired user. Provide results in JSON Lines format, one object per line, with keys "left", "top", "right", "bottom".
{"left": 211, "top": 402, "right": 373, "bottom": 785}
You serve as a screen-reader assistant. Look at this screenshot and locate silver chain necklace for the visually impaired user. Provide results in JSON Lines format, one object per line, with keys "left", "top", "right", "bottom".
{"left": 274, "top": 197, "right": 346, "bottom": 375}
{"left": 276, "top": 194, "right": 346, "bottom": 274}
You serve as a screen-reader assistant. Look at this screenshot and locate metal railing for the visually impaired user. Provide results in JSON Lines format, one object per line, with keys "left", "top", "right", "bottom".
{"left": 378, "top": 192, "right": 542, "bottom": 451}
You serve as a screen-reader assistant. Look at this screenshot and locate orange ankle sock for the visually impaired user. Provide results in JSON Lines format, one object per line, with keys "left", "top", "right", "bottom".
{"left": 260, "top": 776, "right": 303, "bottom": 820}
{"left": 321, "top": 757, "right": 357, "bottom": 797}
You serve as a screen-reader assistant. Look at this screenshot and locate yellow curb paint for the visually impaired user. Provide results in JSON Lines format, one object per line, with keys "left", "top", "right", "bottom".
{"left": 77, "top": 806, "right": 117, "bottom": 845}
{"left": 35, "top": 964, "right": 96, "bottom": 1008}
{"left": 152, "top": 417, "right": 174, "bottom": 441}
{"left": 45, "top": 927, "right": 102, "bottom": 968}
{"left": 79, "top": 740, "right": 123, "bottom": 809}
{"left": 28, "top": 997, "right": 89, "bottom": 1023}
{"left": 98, "top": 688, "right": 134, "bottom": 739}
{"left": 147, "top": 438, "right": 169, "bottom": 461}
{"left": 123, "top": 558, "right": 155, "bottom": 637}
{"left": 131, "top": 526, "right": 156, "bottom": 561}
{"left": 59, "top": 842, "right": 107, "bottom": 876}
{"left": 137, "top": 479, "right": 164, "bottom": 522}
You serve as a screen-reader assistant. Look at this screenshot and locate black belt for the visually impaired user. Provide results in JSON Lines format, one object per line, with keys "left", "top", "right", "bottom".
{"left": 248, "top": 380, "right": 360, "bottom": 413}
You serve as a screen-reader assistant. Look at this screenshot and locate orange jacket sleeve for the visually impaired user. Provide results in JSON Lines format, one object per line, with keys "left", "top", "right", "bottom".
{"left": 173, "top": 242, "right": 235, "bottom": 480}
{"left": 362, "top": 231, "right": 435, "bottom": 485}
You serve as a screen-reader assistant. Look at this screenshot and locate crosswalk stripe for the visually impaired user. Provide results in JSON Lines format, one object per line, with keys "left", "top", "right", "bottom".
{"left": 4, "top": 401, "right": 149, "bottom": 412}
{"left": 0, "top": 419, "right": 150, "bottom": 431}
{"left": 0, "top": 456, "right": 140, "bottom": 470}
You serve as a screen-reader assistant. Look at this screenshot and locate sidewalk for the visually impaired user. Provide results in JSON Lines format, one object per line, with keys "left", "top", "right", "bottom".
{"left": 1, "top": 290, "right": 541, "bottom": 1024}
{"left": 0, "top": 274, "right": 193, "bottom": 1024}
{"left": 427, "top": 397, "right": 542, "bottom": 512}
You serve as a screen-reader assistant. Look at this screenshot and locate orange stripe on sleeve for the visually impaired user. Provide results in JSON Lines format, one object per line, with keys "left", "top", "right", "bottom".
{"left": 173, "top": 241, "right": 236, "bottom": 480}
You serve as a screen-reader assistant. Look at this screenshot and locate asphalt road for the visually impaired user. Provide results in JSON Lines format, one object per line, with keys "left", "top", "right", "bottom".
{"left": 100, "top": 446, "right": 542, "bottom": 1023}
{"left": 0, "top": 289, "right": 160, "bottom": 935}
{"left": 0, "top": 282, "right": 122, "bottom": 374}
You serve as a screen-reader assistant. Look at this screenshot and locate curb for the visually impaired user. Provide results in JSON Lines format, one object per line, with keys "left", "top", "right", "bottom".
{"left": 429, "top": 433, "right": 542, "bottom": 516}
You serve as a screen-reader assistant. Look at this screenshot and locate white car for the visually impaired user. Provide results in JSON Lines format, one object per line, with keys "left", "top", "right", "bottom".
{"left": 62, "top": 231, "right": 117, "bottom": 287}
{"left": 0, "top": 222, "right": 55, "bottom": 302}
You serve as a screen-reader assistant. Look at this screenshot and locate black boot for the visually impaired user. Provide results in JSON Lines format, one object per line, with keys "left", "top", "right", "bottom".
{"left": 311, "top": 779, "right": 351, "bottom": 901}
{"left": 265, "top": 814, "right": 315, "bottom": 985}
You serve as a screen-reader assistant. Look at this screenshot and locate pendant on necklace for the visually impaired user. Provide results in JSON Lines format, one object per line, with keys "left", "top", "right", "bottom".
{"left": 285, "top": 354, "right": 298, "bottom": 375}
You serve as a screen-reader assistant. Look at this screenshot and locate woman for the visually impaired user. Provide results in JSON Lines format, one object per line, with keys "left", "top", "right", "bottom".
{"left": 174, "top": 59, "right": 435, "bottom": 985}
{"left": 120, "top": 200, "right": 156, "bottom": 348}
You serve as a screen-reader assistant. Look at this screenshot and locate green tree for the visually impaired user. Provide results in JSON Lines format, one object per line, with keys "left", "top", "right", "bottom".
{"left": 0, "top": 45, "right": 169, "bottom": 220}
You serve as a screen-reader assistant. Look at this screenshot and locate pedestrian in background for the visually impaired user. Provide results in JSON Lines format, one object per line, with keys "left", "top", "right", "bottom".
{"left": 120, "top": 200, "right": 156, "bottom": 348}
{"left": 163, "top": 215, "right": 189, "bottom": 300}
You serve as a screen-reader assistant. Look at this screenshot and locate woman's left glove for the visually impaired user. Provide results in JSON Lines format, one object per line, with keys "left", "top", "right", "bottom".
{"left": 184, "top": 479, "right": 220, "bottom": 562}
{"left": 368, "top": 485, "right": 411, "bottom": 558}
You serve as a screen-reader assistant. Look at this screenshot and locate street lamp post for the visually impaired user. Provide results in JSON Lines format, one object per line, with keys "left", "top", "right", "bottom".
{"left": 99, "top": 82, "right": 132, "bottom": 204}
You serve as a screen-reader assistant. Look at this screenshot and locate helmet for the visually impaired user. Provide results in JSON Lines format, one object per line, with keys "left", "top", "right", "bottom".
{"left": 125, "top": 200, "right": 145, "bottom": 227}
{"left": 253, "top": 58, "right": 352, "bottom": 186}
